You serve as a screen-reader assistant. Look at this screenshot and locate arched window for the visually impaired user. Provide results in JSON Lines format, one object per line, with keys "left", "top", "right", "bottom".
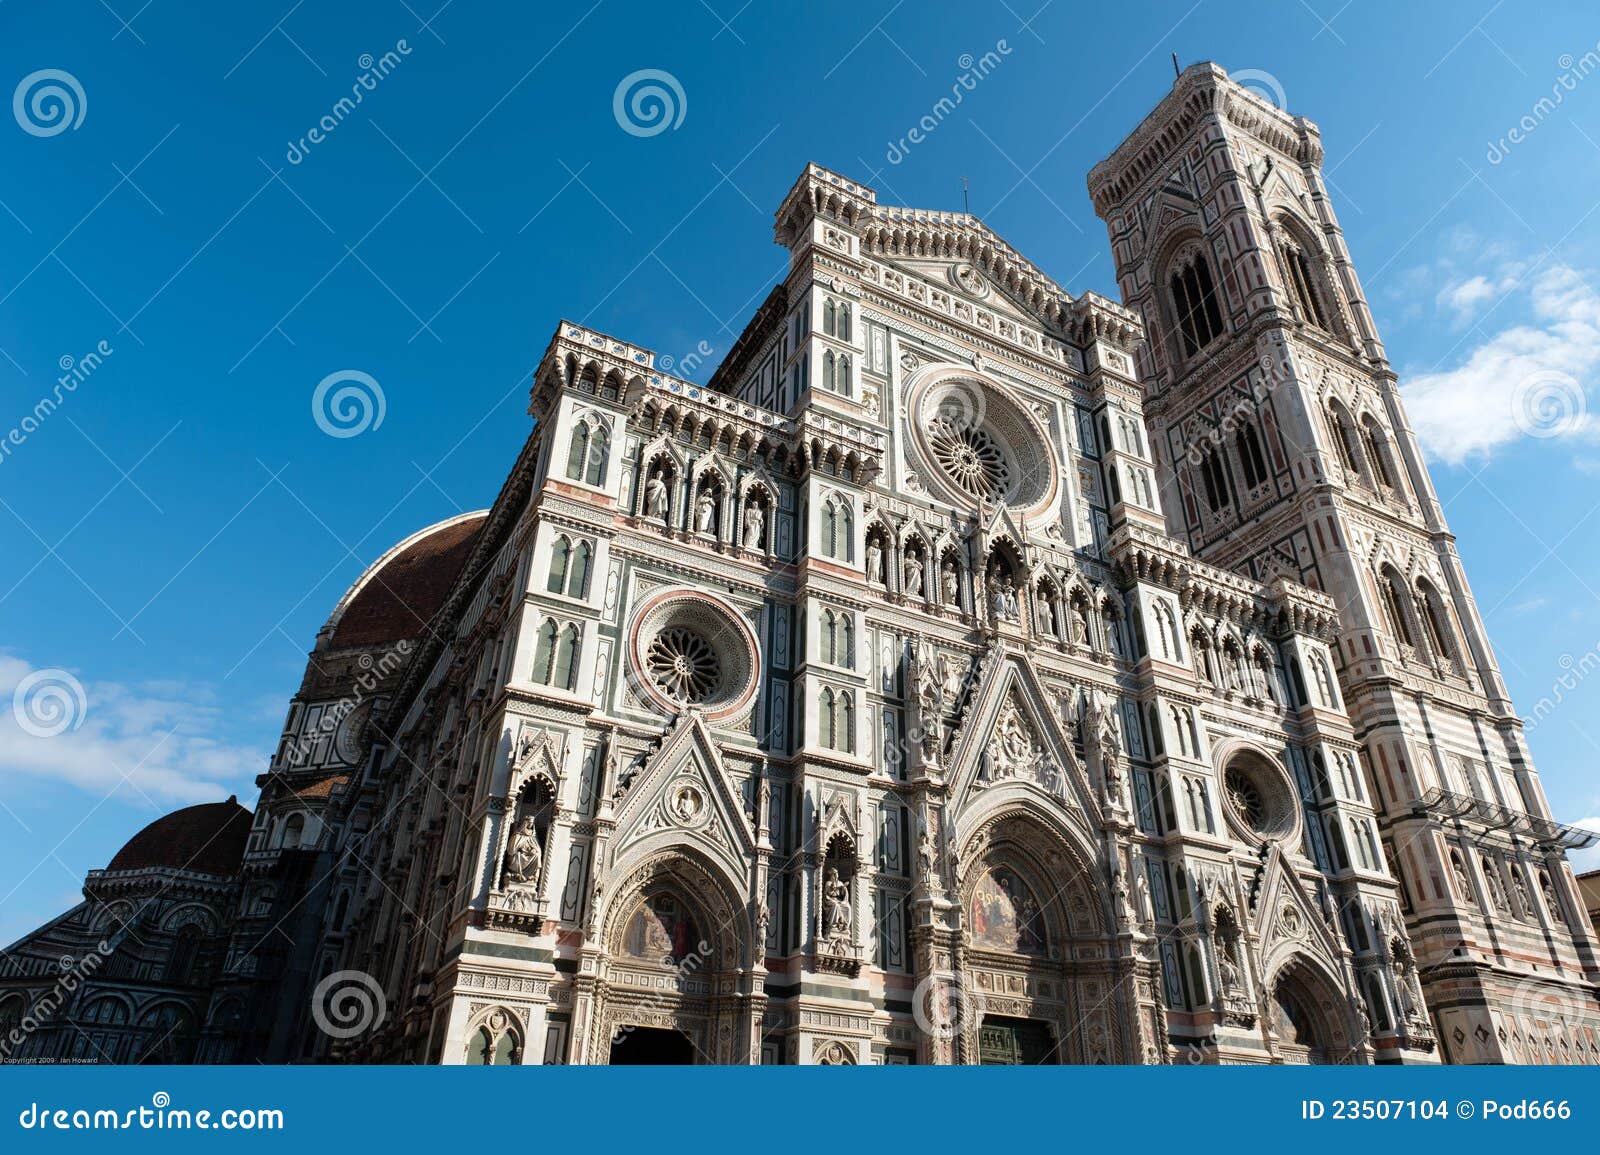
{"left": 547, "top": 535, "right": 571, "bottom": 594}
{"left": 552, "top": 624, "right": 581, "bottom": 691}
{"left": 1378, "top": 569, "right": 1414, "bottom": 647}
{"left": 823, "top": 349, "right": 836, "bottom": 391}
{"left": 532, "top": 618, "right": 558, "bottom": 683}
{"left": 166, "top": 925, "right": 203, "bottom": 985}
{"left": 822, "top": 298, "right": 836, "bottom": 335}
{"left": 821, "top": 496, "right": 854, "bottom": 562}
{"left": 820, "top": 688, "right": 837, "bottom": 749}
{"left": 1326, "top": 403, "right": 1363, "bottom": 475}
{"left": 1236, "top": 423, "right": 1269, "bottom": 490}
{"left": 1169, "top": 250, "right": 1226, "bottom": 356}
{"left": 1413, "top": 580, "right": 1454, "bottom": 661}
{"left": 836, "top": 353, "right": 852, "bottom": 398}
{"left": 585, "top": 424, "right": 609, "bottom": 486}
{"left": 568, "top": 540, "right": 592, "bottom": 598}
{"left": 1362, "top": 416, "right": 1396, "bottom": 490}
{"left": 1200, "top": 448, "right": 1231, "bottom": 512}
{"left": 837, "top": 303, "right": 852, "bottom": 341}
{"left": 565, "top": 422, "right": 590, "bottom": 481}
{"left": 280, "top": 813, "right": 305, "bottom": 850}
{"left": 1280, "top": 237, "right": 1331, "bottom": 329}
{"left": 839, "top": 615, "right": 855, "bottom": 668}
{"left": 838, "top": 691, "right": 855, "bottom": 754}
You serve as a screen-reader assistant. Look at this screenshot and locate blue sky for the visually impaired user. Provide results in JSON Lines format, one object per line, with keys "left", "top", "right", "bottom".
{"left": 2, "top": 0, "right": 1600, "bottom": 943}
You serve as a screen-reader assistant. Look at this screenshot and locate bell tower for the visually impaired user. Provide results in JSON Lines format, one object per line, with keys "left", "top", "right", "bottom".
{"left": 1089, "top": 62, "right": 1600, "bottom": 1062}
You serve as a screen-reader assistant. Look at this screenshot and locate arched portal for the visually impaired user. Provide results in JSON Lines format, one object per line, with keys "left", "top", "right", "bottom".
{"left": 949, "top": 807, "right": 1133, "bottom": 1065}
{"left": 588, "top": 850, "right": 750, "bottom": 1065}
{"left": 1266, "top": 957, "right": 1365, "bottom": 1065}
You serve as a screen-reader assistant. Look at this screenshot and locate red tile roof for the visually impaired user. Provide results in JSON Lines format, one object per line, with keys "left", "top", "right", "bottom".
{"left": 105, "top": 796, "right": 253, "bottom": 876}
{"left": 329, "top": 514, "right": 486, "bottom": 648}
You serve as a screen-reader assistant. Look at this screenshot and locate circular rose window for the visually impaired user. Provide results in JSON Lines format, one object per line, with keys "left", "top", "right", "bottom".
{"left": 1220, "top": 755, "right": 1299, "bottom": 843}
{"left": 629, "top": 590, "right": 759, "bottom": 720}
{"left": 907, "top": 372, "right": 1058, "bottom": 513}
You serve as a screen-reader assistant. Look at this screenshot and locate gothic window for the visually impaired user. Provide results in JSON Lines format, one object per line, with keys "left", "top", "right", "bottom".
{"left": 836, "top": 353, "right": 852, "bottom": 397}
{"left": 1236, "top": 423, "right": 1270, "bottom": 490}
{"left": 1378, "top": 568, "right": 1415, "bottom": 647}
{"left": 1413, "top": 579, "right": 1455, "bottom": 661}
{"left": 1309, "top": 653, "right": 1337, "bottom": 707}
{"left": 567, "top": 540, "right": 592, "bottom": 598}
{"left": 565, "top": 417, "right": 610, "bottom": 486}
{"left": 821, "top": 494, "right": 854, "bottom": 562}
{"left": 552, "top": 624, "right": 581, "bottom": 691}
{"left": 465, "top": 1017, "right": 520, "bottom": 1065}
{"left": 820, "top": 688, "right": 855, "bottom": 753}
{"left": 838, "top": 615, "right": 855, "bottom": 668}
{"left": 1280, "top": 238, "right": 1331, "bottom": 329}
{"left": 837, "top": 302, "right": 852, "bottom": 341}
{"left": 547, "top": 535, "right": 571, "bottom": 594}
{"left": 1326, "top": 403, "right": 1364, "bottom": 478}
{"left": 532, "top": 618, "right": 558, "bottom": 683}
{"left": 280, "top": 813, "right": 305, "bottom": 849}
{"left": 1199, "top": 447, "right": 1231, "bottom": 512}
{"left": 1168, "top": 250, "right": 1226, "bottom": 357}
{"left": 1362, "top": 416, "right": 1397, "bottom": 490}
{"left": 166, "top": 924, "right": 203, "bottom": 985}
{"left": 822, "top": 297, "right": 836, "bottom": 335}
{"left": 823, "top": 349, "right": 836, "bottom": 391}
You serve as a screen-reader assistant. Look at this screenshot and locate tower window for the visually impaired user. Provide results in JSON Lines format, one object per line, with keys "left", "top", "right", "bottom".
{"left": 1199, "top": 448, "right": 1232, "bottom": 512}
{"left": 1235, "top": 423, "right": 1269, "bottom": 490}
{"left": 1169, "top": 251, "right": 1226, "bottom": 357}
{"left": 1282, "top": 242, "right": 1331, "bottom": 329}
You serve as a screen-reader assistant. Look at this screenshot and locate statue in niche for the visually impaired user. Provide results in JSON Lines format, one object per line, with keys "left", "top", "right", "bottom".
{"left": 695, "top": 489, "right": 717, "bottom": 535}
{"left": 502, "top": 815, "right": 543, "bottom": 887}
{"left": 941, "top": 561, "right": 959, "bottom": 605}
{"left": 866, "top": 539, "right": 884, "bottom": 585}
{"left": 743, "top": 503, "right": 765, "bottom": 549}
{"left": 1070, "top": 601, "right": 1090, "bottom": 645}
{"left": 1217, "top": 935, "right": 1242, "bottom": 993}
{"left": 987, "top": 575, "right": 1007, "bottom": 620}
{"left": 822, "top": 867, "right": 852, "bottom": 942}
{"left": 1450, "top": 853, "right": 1472, "bottom": 901}
{"left": 1540, "top": 872, "right": 1561, "bottom": 920}
{"left": 1004, "top": 578, "right": 1019, "bottom": 620}
{"left": 1037, "top": 593, "right": 1055, "bottom": 636}
{"left": 902, "top": 553, "right": 923, "bottom": 598}
{"left": 644, "top": 473, "right": 670, "bottom": 521}
{"left": 917, "top": 818, "right": 936, "bottom": 878}
{"left": 1511, "top": 868, "right": 1533, "bottom": 916}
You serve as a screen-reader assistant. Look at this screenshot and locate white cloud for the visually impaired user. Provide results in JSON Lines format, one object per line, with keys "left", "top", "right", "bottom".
{"left": 0, "top": 653, "right": 265, "bottom": 806}
{"left": 1436, "top": 274, "right": 1497, "bottom": 322}
{"left": 1402, "top": 264, "right": 1600, "bottom": 464}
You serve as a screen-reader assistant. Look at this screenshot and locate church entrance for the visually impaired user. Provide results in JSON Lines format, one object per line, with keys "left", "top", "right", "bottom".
{"left": 608, "top": 1026, "right": 696, "bottom": 1065}
{"left": 977, "top": 1015, "right": 1057, "bottom": 1065}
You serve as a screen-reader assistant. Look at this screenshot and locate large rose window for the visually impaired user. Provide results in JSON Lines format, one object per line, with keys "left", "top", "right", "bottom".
{"left": 629, "top": 590, "right": 759, "bottom": 720}
{"left": 908, "top": 372, "right": 1058, "bottom": 513}
{"left": 645, "top": 627, "right": 722, "bottom": 704}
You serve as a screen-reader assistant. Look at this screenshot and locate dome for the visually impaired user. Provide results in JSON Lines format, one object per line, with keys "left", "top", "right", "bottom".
{"left": 325, "top": 512, "right": 488, "bottom": 649}
{"left": 106, "top": 796, "right": 253, "bottom": 876}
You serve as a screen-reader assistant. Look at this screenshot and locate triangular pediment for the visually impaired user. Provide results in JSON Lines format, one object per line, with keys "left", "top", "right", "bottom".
{"left": 1251, "top": 842, "right": 1343, "bottom": 971}
{"left": 611, "top": 714, "right": 756, "bottom": 874}
{"left": 945, "top": 647, "right": 1100, "bottom": 828}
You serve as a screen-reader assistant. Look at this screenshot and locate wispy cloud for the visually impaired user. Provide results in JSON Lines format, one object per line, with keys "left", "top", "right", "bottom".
{"left": 1402, "top": 263, "right": 1600, "bottom": 464}
{"left": 1569, "top": 817, "right": 1600, "bottom": 873}
{"left": 0, "top": 653, "right": 265, "bottom": 805}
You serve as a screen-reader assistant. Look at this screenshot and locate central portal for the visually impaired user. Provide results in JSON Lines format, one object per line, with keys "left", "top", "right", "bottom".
{"left": 978, "top": 1015, "right": 1057, "bottom": 1065}
{"left": 609, "top": 1027, "right": 696, "bottom": 1065}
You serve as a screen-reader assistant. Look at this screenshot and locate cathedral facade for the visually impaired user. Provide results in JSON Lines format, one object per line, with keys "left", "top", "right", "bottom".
{"left": 5, "top": 63, "right": 1599, "bottom": 1066}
